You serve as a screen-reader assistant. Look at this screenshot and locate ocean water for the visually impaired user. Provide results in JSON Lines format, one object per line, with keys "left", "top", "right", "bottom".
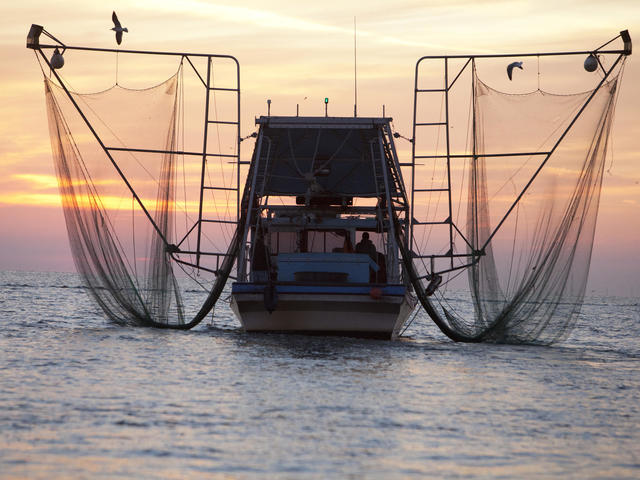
{"left": 0, "top": 270, "right": 638, "bottom": 479}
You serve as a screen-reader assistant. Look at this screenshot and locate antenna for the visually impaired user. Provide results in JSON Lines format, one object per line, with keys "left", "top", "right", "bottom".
{"left": 354, "top": 16, "right": 358, "bottom": 117}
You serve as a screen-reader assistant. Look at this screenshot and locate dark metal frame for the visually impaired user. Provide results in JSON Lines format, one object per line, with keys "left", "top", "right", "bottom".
{"left": 409, "top": 30, "right": 631, "bottom": 279}
{"left": 27, "top": 24, "right": 242, "bottom": 274}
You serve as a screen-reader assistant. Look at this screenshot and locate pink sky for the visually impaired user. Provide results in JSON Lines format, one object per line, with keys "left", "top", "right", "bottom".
{"left": 1, "top": 1, "right": 638, "bottom": 296}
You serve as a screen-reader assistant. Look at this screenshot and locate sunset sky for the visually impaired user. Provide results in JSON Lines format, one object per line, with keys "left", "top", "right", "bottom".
{"left": 1, "top": 1, "right": 638, "bottom": 296}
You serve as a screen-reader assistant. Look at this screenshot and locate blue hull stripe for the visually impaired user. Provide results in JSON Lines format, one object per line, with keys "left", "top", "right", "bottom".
{"left": 232, "top": 283, "right": 407, "bottom": 296}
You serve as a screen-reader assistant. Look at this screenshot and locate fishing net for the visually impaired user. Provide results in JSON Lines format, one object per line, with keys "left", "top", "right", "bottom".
{"left": 44, "top": 63, "right": 240, "bottom": 328}
{"left": 465, "top": 74, "right": 618, "bottom": 343}
{"left": 410, "top": 63, "right": 623, "bottom": 344}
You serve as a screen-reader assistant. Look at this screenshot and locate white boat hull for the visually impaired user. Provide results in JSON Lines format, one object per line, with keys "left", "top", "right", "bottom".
{"left": 231, "top": 284, "right": 417, "bottom": 339}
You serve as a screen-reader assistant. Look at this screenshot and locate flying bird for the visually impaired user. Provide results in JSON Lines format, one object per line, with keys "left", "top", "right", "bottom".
{"left": 507, "top": 61, "right": 523, "bottom": 81}
{"left": 111, "top": 11, "right": 128, "bottom": 45}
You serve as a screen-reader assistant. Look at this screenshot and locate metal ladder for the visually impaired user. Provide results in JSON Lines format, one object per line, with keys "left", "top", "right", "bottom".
{"left": 410, "top": 57, "right": 481, "bottom": 278}
{"left": 195, "top": 56, "right": 241, "bottom": 268}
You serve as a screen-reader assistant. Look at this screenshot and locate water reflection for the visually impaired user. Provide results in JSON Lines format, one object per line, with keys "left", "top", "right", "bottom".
{"left": 1, "top": 271, "right": 639, "bottom": 478}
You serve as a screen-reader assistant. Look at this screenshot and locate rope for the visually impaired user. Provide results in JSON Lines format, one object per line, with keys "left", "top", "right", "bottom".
{"left": 398, "top": 305, "right": 421, "bottom": 337}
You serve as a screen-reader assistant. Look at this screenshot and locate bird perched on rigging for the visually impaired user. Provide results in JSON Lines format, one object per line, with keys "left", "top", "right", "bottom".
{"left": 507, "top": 61, "right": 523, "bottom": 80}
{"left": 111, "top": 11, "right": 128, "bottom": 45}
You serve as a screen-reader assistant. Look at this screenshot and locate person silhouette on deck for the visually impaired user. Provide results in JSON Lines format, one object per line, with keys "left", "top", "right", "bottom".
{"left": 251, "top": 234, "right": 269, "bottom": 282}
{"left": 356, "top": 232, "right": 377, "bottom": 260}
{"left": 356, "top": 232, "right": 382, "bottom": 282}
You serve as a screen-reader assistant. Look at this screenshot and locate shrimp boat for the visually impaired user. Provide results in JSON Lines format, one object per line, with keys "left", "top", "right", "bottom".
{"left": 27, "top": 24, "right": 632, "bottom": 343}
{"left": 231, "top": 116, "right": 416, "bottom": 338}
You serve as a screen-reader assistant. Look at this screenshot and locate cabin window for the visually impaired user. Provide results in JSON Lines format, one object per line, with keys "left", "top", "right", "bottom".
{"left": 269, "top": 230, "right": 353, "bottom": 254}
{"left": 268, "top": 230, "right": 386, "bottom": 255}
{"left": 269, "top": 231, "right": 297, "bottom": 254}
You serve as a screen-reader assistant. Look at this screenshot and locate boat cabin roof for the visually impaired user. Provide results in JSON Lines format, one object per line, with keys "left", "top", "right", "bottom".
{"left": 251, "top": 116, "right": 398, "bottom": 198}
{"left": 255, "top": 116, "right": 393, "bottom": 129}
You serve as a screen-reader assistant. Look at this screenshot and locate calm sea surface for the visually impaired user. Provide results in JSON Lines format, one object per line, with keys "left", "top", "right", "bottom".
{"left": 1, "top": 270, "right": 638, "bottom": 479}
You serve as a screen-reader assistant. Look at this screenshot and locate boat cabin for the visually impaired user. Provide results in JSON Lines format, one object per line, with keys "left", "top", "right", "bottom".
{"left": 231, "top": 116, "right": 415, "bottom": 337}
{"left": 236, "top": 116, "right": 408, "bottom": 287}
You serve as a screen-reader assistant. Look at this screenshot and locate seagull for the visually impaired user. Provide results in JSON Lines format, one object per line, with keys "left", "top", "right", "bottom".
{"left": 507, "top": 61, "right": 523, "bottom": 80}
{"left": 111, "top": 11, "right": 128, "bottom": 45}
